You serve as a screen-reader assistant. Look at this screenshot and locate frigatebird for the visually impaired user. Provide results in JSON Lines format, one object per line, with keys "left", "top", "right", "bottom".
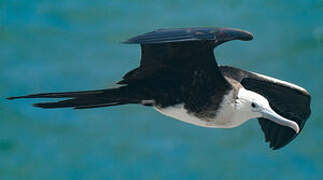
{"left": 7, "top": 27, "right": 311, "bottom": 149}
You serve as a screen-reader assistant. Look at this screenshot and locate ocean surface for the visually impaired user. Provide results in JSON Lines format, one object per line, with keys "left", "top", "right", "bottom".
{"left": 1, "top": 0, "right": 323, "bottom": 179}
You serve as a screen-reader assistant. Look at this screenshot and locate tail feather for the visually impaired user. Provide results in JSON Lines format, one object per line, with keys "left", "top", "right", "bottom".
{"left": 74, "top": 102, "right": 127, "bottom": 109}
{"left": 6, "top": 89, "right": 106, "bottom": 100}
{"left": 7, "top": 87, "right": 139, "bottom": 109}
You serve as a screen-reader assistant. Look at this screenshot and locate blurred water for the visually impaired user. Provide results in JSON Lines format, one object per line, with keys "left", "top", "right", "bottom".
{"left": 1, "top": 0, "right": 323, "bottom": 179}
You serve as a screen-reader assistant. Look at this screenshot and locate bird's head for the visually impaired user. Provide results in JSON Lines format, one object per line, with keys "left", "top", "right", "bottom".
{"left": 236, "top": 88, "right": 299, "bottom": 133}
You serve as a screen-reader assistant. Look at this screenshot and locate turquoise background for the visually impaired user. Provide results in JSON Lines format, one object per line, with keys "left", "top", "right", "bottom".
{"left": 1, "top": 0, "right": 322, "bottom": 179}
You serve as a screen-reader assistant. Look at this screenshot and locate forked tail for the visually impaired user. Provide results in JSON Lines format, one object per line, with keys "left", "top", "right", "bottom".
{"left": 7, "top": 87, "right": 140, "bottom": 109}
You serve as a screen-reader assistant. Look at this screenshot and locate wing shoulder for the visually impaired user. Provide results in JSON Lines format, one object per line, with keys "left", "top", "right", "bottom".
{"left": 220, "top": 65, "right": 310, "bottom": 98}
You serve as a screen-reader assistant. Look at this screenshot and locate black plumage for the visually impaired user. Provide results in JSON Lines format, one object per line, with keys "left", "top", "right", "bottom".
{"left": 7, "top": 27, "right": 311, "bottom": 150}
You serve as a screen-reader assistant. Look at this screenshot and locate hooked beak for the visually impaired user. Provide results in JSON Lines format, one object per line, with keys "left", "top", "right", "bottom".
{"left": 261, "top": 107, "right": 300, "bottom": 134}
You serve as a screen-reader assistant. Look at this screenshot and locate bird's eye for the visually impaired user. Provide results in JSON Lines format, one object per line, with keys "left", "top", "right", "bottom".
{"left": 251, "top": 102, "right": 256, "bottom": 108}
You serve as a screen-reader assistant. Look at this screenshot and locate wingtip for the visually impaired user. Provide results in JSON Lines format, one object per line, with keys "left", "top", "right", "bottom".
{"left": 122, "top": 40, "right": 133, "bottom": 44}
{"left": 269, "top": 142, "right": 281, "bottom": 150}
{"left": 122, "top": 36, "right": 143, "bottom": 44}
{"left": 221, "top": 28, "right": 254, "bottom": 41}
{"left": 268, "top": 133, "right": 297, "bottom": 150}
{"left": 270, "top": 144, "right": 284, "bottom": 150}
{"left": 242, "top": 30, "right": 254, "bottom": 41}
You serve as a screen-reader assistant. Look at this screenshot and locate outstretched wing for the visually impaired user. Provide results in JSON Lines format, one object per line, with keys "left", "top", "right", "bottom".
{"left": 220, "top": 66, "right": 311, "bottom": 150}
{"left": 123, "top": 27, "right": 253, "bottom": 67}
{"left": 119, "top": 27, "right": 253, "bottom": 84}
{"left": 123, "top": 27, "right": 253, "bottom": 45}
{"left": 118, "top": 27, "right": 254, "bottom": 111}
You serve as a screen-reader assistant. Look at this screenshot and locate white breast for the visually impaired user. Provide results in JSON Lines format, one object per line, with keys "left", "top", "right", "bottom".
{"left": 154, "top": 90, "right": 246, "bottom": 128}
{"left": 154, "top": 104, "right": 215, "bottom": 128}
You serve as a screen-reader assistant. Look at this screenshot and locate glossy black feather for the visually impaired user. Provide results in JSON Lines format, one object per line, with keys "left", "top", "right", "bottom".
{"left": 123, "top": 27, "right": 253, "bottom": 44}
{"left": 9, "top": 87, "right": 142, "bottom": 109}
{"left": 7, "top": 89, "right": 106, "bottom": 100}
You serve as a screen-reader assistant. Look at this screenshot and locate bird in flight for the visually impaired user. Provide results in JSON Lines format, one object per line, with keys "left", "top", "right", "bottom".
{"left": 7, "top": 27, "right": 311, "bottom": 149}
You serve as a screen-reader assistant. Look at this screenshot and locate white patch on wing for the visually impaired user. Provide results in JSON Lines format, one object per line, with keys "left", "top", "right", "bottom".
{"left": 251, "top": 71, "right": 309, "bottom": 95}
